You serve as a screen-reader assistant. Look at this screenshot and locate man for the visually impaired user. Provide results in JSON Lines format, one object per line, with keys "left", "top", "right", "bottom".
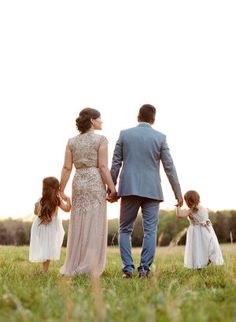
{"left": 110, "top": 104, "right": 183, "bottom": 278}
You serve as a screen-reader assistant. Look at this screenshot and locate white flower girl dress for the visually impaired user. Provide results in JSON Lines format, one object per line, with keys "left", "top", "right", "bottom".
{"left": 184, "top": 205, "right": 224, "bottom": 269}
{"left": 29, "top": 203, "right": 65, "bottom": 262}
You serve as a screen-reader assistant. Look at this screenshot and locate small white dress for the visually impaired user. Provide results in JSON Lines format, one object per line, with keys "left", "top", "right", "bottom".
{"left": 29, "top": 205, "right": 65, "bottom": 262}
{"left": 184, "top": 205, "right": 224, "bottom": 269}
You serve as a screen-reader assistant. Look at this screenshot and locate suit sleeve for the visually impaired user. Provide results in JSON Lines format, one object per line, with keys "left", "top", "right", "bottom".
{"left": 160, "top": 136, "right": 182, "bottom": 200}
{"left": 110, "top": 131, "right": 123, "bottom": 185}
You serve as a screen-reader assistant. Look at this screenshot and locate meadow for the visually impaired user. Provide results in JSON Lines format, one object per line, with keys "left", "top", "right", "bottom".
{"left": 0, "top": 245, "right": 236, "bottom": 322}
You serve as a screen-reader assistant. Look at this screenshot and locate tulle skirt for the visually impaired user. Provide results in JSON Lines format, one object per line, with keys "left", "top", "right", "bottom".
{"left": 184, "top": 224, "right": 224, "bottom": 269}
{"left": 60, "top": 168, "right": 107, "bottom": 276}
{"left": 29, "top": 216, "right": 65, "bottom": 262}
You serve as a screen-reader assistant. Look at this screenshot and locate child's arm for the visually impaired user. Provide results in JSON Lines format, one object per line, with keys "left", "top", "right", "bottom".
{"left": 34, "top": 201, "right": 40, "bottom": 215}
{"left": 176, "top": 207, "right": 190, "bottom": 218}
{"left": 59, "top": 196, "right": 71, "bottom": 213}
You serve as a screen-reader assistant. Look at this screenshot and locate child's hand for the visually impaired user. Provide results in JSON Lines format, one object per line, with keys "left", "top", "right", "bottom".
{"left": 60, "top": 191, "right": 68, "bottom": 201}
{"left": 59, "top": 194, "right": 71, "bottom": 212}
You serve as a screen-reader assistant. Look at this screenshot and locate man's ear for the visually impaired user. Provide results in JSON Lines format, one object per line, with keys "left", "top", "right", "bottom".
{"left": 150, "top": 118, "right": 155, "bottom": 124}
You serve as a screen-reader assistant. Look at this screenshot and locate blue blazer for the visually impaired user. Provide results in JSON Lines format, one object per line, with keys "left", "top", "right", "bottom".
{"left": 110, "top": 123, "right": 182, "bottom": 201}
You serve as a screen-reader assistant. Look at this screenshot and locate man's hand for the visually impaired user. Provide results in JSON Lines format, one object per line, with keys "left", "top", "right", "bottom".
{"left": 106, "top": 191, "right": 119, "bottom": 203}
{"left": 175, "top": 198, "right": 183, "bottom": 207}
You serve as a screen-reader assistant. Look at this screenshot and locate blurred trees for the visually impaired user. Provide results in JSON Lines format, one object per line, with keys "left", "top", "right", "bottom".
{"left": 0, "top": 210, "right": 236, "bottom": 246}
{"left": 0, "top": 219, "right": 31, "bottom": 245}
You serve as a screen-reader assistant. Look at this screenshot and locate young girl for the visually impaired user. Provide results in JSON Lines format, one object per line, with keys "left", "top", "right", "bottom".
{"left": 176, "top": 190, "right": 224, "bottom": 269}
{"left": 29, "top": 176, "right": 71, "bottom": 271}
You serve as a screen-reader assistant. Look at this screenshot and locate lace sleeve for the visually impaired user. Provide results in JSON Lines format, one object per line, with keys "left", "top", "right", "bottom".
{"left": 67, "top": 138, "right": 74, "bottom": 152}
{"left": 99, "top": 135, "right": 108, "bottom": 147}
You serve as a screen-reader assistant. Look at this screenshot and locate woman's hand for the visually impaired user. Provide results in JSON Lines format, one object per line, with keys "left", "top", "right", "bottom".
{"left": 106, "top": 190, "right": 118, "bottom": 203}
{"left": 59, "top": 193, "right": 71, "bottom": 212}
{"left": 59, "top": 191, "right": 69, "bottom": 201}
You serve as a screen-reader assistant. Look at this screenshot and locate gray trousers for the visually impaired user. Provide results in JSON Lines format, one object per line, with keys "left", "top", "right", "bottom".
{"left": 119, "top": 196, "right": 160, "bottom": 273}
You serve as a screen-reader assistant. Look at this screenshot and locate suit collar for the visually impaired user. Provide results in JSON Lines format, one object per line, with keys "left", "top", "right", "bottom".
{"left": 137, "top": 122, "right": 152, "bottom": 128}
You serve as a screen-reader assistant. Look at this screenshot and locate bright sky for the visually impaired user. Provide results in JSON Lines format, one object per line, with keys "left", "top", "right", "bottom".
{"left": 0, "top": 1, "right": 236, "bottom": 220}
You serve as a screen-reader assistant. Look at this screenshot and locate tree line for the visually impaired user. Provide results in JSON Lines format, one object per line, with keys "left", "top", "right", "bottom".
{"left": 0, "top": 210, "right": 236, "bottom": 246}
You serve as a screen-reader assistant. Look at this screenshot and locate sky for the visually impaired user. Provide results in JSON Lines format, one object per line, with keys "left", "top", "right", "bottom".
{"left": 0, "top": 0, "right": 236, "bottom": 220}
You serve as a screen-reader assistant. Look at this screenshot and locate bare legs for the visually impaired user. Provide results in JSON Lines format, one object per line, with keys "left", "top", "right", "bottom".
{"left": 43, "top": 260, "right": 50, "bottom": 272}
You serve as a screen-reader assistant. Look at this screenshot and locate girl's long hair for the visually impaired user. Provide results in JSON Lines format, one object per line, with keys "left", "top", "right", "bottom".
{"left": 184, "top": 190, "right": 200, "bottom": 213}
{"left": 39, "top": 177, "right": 60, "bottom": 225}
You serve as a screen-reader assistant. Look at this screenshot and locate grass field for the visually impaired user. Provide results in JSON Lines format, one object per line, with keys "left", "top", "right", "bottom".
{"left": 0, "top": 245, "right": 236, "bottom": 322}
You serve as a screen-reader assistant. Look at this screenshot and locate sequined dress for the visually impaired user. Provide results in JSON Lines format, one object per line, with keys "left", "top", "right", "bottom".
{"left": 60, "top": 133, "right": 108, "bottom": 276}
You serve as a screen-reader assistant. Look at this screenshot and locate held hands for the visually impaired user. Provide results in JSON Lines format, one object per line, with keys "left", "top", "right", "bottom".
{"left": 58, "top": 191, "right": 71, "bottom": 212}
{"left": 106, "top": 190, "right": 119, "bottom": 203}
{"left": 59, "top": 191, "right": 69, "bottom": 202}
{"left": 175, "top": 198, "right": 183, "bottom": 207}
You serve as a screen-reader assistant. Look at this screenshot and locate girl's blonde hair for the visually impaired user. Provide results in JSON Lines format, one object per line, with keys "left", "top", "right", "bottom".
{"left": 184, "top": 190, "right": 200, "bottom": 213}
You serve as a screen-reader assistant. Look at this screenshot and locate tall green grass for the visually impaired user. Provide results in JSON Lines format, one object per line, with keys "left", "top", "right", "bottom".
{"left": 0, "top": 245, "right": 235, "bottom": 322}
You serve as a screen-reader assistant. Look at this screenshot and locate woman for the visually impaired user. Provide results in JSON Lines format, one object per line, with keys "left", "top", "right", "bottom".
{"left": 59, "top": 108, "right": 117, "bottom": 276}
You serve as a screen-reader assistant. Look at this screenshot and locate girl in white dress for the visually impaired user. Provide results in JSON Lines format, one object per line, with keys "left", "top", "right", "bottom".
{"left": 29, "top": 177, "right": 71, "bottom": 271}
{"left": 176, "top": 190, "right": 224, "bottom": 269}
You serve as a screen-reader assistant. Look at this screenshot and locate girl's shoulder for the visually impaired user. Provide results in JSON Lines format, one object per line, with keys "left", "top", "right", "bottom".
{"left": 194, "top": 204, "right": 209, "bottom": 220}
{"left": 35, "top": 197, "right": 41, "bottom": 204}
{"left": 34, "top": 198, "right": 41, "bottom": 215}
{"left": 197, "top": 204, "right": 208, "bottom": 214}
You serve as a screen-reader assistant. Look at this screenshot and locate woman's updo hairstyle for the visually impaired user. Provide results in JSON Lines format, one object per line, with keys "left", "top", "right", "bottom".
{"left": 76, "top": 108, "right": 101, "bottom": 134}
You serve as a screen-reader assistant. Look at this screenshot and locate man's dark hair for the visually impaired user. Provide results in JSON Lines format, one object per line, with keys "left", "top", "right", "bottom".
{"left": 138, "top": 104, "right": 156, "bottom": 123}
